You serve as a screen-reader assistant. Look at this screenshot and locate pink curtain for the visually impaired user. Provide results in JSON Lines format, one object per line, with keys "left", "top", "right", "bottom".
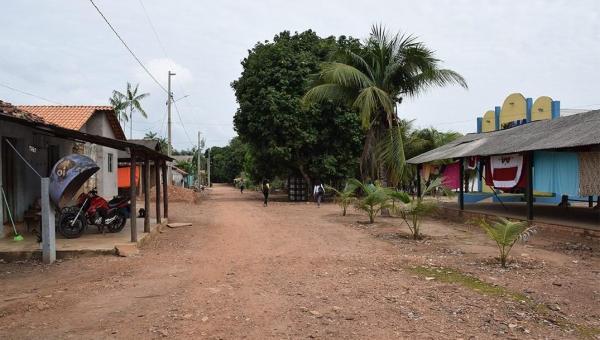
{"left": 442, "top": 163, "right": 460, "bottom": 189}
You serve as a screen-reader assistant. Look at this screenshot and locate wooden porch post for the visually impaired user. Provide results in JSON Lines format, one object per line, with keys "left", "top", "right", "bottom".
{"left": 459, "top": 158, "right": 465, "bottom": 211}
{"left": 162, "top": 161, "right": 169, "bottom": 219}
{"left": 416, "top": 164, "right": 422, "bottom": 198}
{"left": 526, "top": 151, "right": 534, "bottom": 221}
{"left": 155, "top": 158, "right": 161, "bottom": 224}
{"left": 130, "top": 149, "right": 137, "bottom": 242}
{"left": 144, "top": 156, "right": 150, "bottom": 233}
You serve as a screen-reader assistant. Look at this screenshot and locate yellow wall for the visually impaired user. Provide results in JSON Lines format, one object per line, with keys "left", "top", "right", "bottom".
{"left": 482, "top": 110, "right": 495, "bottom": 132}
{"left": 500, "top": 93, "right": 526, "bottom": 126}
{"left": 532, "top": 96, "right": 553, "bottom": 121}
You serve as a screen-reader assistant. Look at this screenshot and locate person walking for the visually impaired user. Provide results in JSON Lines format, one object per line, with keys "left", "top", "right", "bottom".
{"left": 240, "top": 179, "right": 245, "bottom": 194}
{"left": 313, "top": 181, "right": 325, "bottom": 207}
{"left": 262, "top": 179, "right": 270, "bottom": 207}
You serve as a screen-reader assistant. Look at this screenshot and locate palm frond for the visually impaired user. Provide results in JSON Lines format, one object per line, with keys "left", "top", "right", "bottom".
{"left": 319, "top": 62, "right": 373, "bottom": 89}
{"left": 133, "top": 100, "right": 148, "bottom": 118}
{"left": 302, "top": 84, "right": 354, "bottom": 106}
{"left": 374, "top": 125, "right": 405, "bottom": 186}
{"left": 353, "top": 86, "right": 394, "bottom": 129}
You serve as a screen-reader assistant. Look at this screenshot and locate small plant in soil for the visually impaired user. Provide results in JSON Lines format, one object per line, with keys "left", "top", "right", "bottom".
{"left": 479, "top": 217, "right": 536, "bottom": 268}
{"left": 347, "top": 179, "right": 391, "bottom": 223}
{"left": 394, "top": 177, "right": 451, "bottom": 240}
{"left": 327, "top": 182, "right": 358, "bottom": 216}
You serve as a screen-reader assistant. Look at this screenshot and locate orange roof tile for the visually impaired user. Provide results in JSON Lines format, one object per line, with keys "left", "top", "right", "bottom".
{"left": 17, "top": 105, "right": 126, "bottom": 140}
{"left": 0, "top": 100, "right": 47, "bottom": 123}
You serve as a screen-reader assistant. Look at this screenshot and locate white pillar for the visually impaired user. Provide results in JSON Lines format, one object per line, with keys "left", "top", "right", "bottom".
{"left": 41, "top": 178, "right": 56, "bottom": 264}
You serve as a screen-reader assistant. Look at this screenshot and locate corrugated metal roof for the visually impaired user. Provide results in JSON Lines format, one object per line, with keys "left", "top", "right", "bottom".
{"left": 407, "top": 109, "right": 600, "bottom": 164}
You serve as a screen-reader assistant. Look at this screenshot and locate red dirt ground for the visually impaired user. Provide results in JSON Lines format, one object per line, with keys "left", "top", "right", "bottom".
{"left": 0, "top": 184, "right": 598, "bottom": 339}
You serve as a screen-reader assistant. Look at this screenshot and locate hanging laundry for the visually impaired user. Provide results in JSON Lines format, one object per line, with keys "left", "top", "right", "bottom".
{"left": 441, "top": 162, "right": 460, "bottom": 189}
{"left": 485, "top": 154, "right": 527, "bottom": 190}
{"left": 579, "top": 152, "right": 600, "bottom": 196}
{"left": 533, "top": 151, "right": 579, "bottom": 196}
{"left": 420, "top": 164, "right": 434, "bottom": 182}
{"left": 466, "top": 156, "right": 478, "bottom": 170}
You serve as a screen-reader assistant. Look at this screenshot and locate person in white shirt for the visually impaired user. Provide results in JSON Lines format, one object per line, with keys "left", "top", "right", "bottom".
{"left": 313, "top": 182, "right": 325, "bottom": 207}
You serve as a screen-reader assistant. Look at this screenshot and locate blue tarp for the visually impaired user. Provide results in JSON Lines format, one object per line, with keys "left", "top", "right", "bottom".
{"left": 533, "top": 151, "right": 579, "bottom": 196}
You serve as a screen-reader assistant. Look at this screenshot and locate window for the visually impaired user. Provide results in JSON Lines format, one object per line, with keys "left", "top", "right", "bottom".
{"left": 107, "top": 153, "right": 113, "bottom": 173}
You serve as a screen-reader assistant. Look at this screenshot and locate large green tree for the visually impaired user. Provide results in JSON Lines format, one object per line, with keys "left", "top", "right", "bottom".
{"left": 304, "top": 25, "right": 467, "bottom": 186}
{"left": 205, "top": 137, "right": 248, "bottom": 183}
{"left": 232, "top": 30, "right": 363, "bottom": 186}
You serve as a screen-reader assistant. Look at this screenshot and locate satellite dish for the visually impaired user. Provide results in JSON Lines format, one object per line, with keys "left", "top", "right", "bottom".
{"left": 500, "top": 93, "right": 526, "bottom": 127}
{"left": 482, "top": 110, "right": 495, "bottom": 132}
{"left": 532, "top": 96, "right": 552, "bottom": 121}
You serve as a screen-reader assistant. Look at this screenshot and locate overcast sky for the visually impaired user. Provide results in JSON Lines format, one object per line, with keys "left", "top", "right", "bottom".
{"left": 1, "top": 1, "right": 599, "bottom": 149}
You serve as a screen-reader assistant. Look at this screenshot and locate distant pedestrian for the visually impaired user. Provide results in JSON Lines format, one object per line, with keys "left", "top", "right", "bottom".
{"left": 262, "top": 179, "right": 270, "bottom": 207}
{"left": 240, "top": 180, "right": 245, "bottom": 194}
{"left": 313, "top": 181, "right": 325, "bottom": 207}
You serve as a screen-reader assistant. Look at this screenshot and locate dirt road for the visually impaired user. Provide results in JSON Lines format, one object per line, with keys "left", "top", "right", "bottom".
{"left": 1, "top": 184, "right": 598, "bottom": 339}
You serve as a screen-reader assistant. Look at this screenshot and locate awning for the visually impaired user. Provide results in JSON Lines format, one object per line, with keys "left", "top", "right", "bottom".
{"left": 0, "top": 114, "right": 172, "bottom": 162}
{"left": 407, "top": 109, "right": 600, "bottom": 164}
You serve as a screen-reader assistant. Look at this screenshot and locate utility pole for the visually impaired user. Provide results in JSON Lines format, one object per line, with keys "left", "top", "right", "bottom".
{"left": 196, "top": 131, "right": 201, "bottom": 189}
{"left": 167, "top": 70, "right": 175, "bottom": 183}
{"left": 207, "top": 148, "right": 211, "bottom": 187}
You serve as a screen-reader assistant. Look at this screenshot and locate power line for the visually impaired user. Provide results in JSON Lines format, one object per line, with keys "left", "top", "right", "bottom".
{"left": 135, "top": 0, "right": 197, "bottom": 148}
{"left": 0, "top": 82, "right": 62, "bottom": 105}
{"left": 137, "top": 0, "right": 169, "bottom": 58}
{"left": 173, "top": 101, "right": 196, "bottom": 146}
{"left": 88, "top": 0, "right": 168, "bottom": 94}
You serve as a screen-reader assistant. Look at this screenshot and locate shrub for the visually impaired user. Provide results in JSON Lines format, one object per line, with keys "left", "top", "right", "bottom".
{"left": 394, "top": 177, "right": 451, "bottom": 240}
{"left": 479, "top": 217, "right": 536, "bottom": 268}
{"left": 326, "top": 182, "right": 358, "bottom": 216}
{"left": 347, "top": 179, "right": 391, "bottom": 223}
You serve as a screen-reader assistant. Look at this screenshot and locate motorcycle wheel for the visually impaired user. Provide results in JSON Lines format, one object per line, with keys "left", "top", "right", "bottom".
{"left": 107, "top": 211, "right": 127, "bottom": 233}
{"left": 58, "top": 210, "right": 87, "bottom": 239}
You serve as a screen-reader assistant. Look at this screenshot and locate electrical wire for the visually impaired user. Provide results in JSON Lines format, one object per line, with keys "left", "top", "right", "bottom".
{"left": 135, "top": 0, "right": 199, "bottom": 148}
{"left": 173, "top": 100, "right": 196, "bottom": 146}
{"left": 0, "top": 82, "right": 61, "bottom": 105}
{"left": 137, "top": 0, "right": 169, "bottom": 58}
{"left": 88, "top": 0, "right": 168, "bottom": 94}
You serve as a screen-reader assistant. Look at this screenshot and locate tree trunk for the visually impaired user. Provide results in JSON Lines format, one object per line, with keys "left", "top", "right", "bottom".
{"left": 298, "top": 164, "right": 312, "bottom": 200}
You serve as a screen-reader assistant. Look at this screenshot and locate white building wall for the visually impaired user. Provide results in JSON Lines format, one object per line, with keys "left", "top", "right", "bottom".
{"left": 81, "top": 113, "right": 119, "bottom": 199}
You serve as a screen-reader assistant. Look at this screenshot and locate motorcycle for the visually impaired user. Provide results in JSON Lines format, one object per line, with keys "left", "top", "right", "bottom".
{"left": 58, "top": 188, "right": 130, "bottom": 239}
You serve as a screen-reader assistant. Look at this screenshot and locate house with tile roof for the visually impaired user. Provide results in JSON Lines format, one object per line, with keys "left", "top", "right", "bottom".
{"left": 17, "top": 105, "right": 126, "bottom": 199}
{"left": 0, "top": 100, "right": 172, "bottom": 250}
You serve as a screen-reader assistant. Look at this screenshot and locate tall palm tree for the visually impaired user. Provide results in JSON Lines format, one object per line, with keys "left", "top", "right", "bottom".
{"left": 113, "top": 82, "right": 149, "bottom": 139}
{"left": 304, "top": 25, "right": 467, "bottom": 186}
{"left": 109, "top": 92, "right": 128, "bottom": 126}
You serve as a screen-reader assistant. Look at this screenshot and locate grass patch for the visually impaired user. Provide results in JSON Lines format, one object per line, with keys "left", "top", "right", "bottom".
{"left": 408, "top": 266, "right": 600, "bottom": 339}
{"left": 408, "top": 266, "right": 529, "bottom": 302}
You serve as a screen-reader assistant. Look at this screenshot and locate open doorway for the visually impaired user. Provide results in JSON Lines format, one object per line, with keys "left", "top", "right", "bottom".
{"left": 1, "top": 138, "right": 16, "bottom": 225}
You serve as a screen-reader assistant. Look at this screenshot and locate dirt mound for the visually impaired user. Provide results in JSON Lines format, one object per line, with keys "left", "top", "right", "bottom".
{"left": 150, "top": 185, "right": 198, "bottom": 203}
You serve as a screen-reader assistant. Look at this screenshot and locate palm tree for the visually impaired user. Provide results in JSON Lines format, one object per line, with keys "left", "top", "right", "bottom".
{"left": 113, "top": 82, "right": 149, "bottom": 139}
{"left": 304, "top": 25, "right": 467, "bottom": 186}
{"left": 144, "top": 131, "right": 169, "bottom": 153}
{"left": 109, "top": 93, "right": 128, "bottom": 126}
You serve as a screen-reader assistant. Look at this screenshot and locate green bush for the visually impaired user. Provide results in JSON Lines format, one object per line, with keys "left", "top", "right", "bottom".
{"left": 479, "top": 217, "right": 536, "bottom": 267}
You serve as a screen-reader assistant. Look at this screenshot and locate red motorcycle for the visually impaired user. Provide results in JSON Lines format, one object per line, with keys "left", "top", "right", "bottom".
{"left": 58, "top": 188, "right": 130, "bottom": 239}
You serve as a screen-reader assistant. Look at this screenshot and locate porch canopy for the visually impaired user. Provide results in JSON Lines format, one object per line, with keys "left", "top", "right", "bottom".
{"left": 407, "top": 109, "right": 600, "bottom": 165}
{"left": 0, "top": 105, "right": 173, "bottom": 245}
{"left": 406, "top": 110, "right": 600, "bottom": 220}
